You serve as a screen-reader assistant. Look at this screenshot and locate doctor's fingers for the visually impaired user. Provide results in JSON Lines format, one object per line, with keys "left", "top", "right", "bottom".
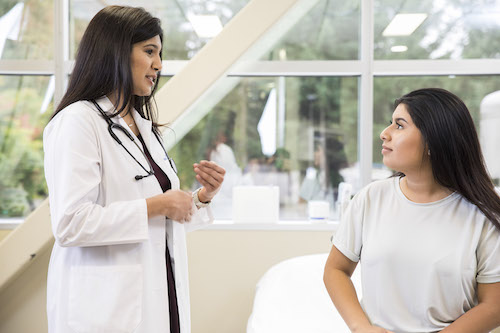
{"left": 194, "top": 165, "right": 225, "bottom": 187}
{"left": 179, "top": 207, "right": 195, "bottom": 223}
{"left": 195, "top": 173, "right": 222, "bottom": 192}
{"left": 193, "top": 161, "right": 226, "bottom": 178}
{"left": 163, "top": 190, "right": 193, "bottom": 218}
{"left": 170, "top": 207, "right": 193, "bottom": 223}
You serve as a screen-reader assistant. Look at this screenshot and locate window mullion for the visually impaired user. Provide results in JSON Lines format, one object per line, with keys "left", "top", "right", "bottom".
{"left": 359, "top": 0, "right": 374, "bottom": 188}
{"left": 54, "top": 0, "right": 69, "bottom": 108}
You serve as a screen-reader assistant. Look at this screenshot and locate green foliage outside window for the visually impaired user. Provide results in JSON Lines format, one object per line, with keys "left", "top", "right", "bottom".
{"left": 0, "top": 75, "right": 50, "bottom": 217}
{"left": 0, "top": 1, "right": 54, "bottom": 60}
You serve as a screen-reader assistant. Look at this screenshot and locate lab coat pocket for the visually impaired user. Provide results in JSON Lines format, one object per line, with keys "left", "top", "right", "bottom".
{"left": 68, "top": 265, "right": 143, "bottom": 333}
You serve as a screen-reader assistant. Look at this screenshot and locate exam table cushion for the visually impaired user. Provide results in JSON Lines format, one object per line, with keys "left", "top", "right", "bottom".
{"left": 247, "top": 253, "right": 362, "bottom": 333}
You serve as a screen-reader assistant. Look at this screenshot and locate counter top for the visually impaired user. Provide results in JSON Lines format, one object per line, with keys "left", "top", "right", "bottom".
{"left": 201, "top": 220, "right": 339, "bottom": 231}
{"left": 1, "top": 218, "right": 339, "bottom": 231}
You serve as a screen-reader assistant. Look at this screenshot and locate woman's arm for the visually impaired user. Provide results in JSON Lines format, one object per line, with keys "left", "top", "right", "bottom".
{"left": 440, "top": 282, "right": 500, "bottom": 333}
{"left": 324, "top": 245, "right": 394, "bottom": 333}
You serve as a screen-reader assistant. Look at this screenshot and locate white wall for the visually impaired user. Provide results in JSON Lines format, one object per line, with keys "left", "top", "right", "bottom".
{"left": 2, "top": 229, "right": 500, "bottom": 333}
{"left": 0, "top": 230, "right": 334, "bottom": 333}
{"left": 187, "top": 230, "right": 333, "bottom": 333}
{"left": 0, "top": 240, "right": 52, "bottom": 333}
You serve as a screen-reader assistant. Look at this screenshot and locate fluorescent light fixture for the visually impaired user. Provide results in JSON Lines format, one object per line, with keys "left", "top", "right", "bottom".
{"left": 391, "top": 45, "right": 408, "bottom": 52}
{"left": 188, "top": 15, "right": 223, "bottom": 38}
{"left": 382, "top": 13, "right": 427, "bottom": 36}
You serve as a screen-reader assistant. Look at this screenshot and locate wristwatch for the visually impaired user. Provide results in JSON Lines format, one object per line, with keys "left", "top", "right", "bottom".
{"left": 193, "top": 188, "right": 211, "bottom": 208}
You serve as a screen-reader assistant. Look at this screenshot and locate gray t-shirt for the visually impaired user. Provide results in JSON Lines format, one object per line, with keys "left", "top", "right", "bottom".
{"left": 333, "top": 177, "right": 500, "bottom": 333}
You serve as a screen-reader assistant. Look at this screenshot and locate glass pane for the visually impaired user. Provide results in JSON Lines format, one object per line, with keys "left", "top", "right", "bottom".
{"left": 70, "top": 0, "right": 248, "bottom": 60}
{"left": 375, "top": 0, "right": 500, "bottom": 60}
{"left": 0, "top": 75, "right": 52, "bottom": 218}
{"left": 70, "top": 0, "right": 359, "bottom": 61}
{"left": 373, "top": 76, "right": 500, "bottom": 183}
{"left": 169, "top": 76, "right": 359, "bottom": 221}
{"left": 0, "top": 1, "right": 54, "bottom": 60}
{"left": 262, "top": 0, "right": 360, "bottom": 60}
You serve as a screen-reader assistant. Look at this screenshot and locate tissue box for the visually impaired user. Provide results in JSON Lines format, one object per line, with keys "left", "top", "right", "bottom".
{"left": 308, "top": 200, "right": 330, "bottom": 221}
{"left": 232, "top": 186, "right": 279, "bottom": 223}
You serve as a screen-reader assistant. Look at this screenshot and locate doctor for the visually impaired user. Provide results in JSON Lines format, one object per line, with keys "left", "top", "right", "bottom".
{"left": 43, "top": 6, "right": 225, "bottom": 333}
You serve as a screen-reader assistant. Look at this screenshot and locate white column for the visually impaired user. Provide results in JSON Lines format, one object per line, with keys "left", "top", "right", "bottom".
{"left": 359, "top": 0, "right": 374, "bottom": 187}
{"left": 53, "top": 0, "right": 69, "bottom": 108}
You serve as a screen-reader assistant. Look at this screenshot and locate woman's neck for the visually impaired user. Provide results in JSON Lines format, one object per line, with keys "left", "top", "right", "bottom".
{"left": 400, "top": 169, "right": 452, "bottom": 203}
{"left": 107, "top": 92, "right": 140, "bottom": 136}
{"left": 106, "top": 92, "right": 131, "bottom": 117}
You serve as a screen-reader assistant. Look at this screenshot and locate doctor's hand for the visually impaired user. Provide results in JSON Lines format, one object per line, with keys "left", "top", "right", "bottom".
{"left": 147, "top": 190, "right": 194, "bottom": 222}
{"left": 193, "top": 160, "right": 225, "bottom": 203}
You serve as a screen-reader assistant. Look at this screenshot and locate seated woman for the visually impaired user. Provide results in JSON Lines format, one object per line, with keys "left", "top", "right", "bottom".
{"left": 324, "top": 88, "right": 500, "bottom": 333}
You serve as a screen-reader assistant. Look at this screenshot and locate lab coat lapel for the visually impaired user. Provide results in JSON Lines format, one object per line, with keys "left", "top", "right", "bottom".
{"left": 133, "top": 111, "right": 179, "bottom": 189}
{"left": 114, "top": 115, "right": 150, "bottom": 171}
{"left": 133, "top": 111, "right": 153, "bottom": 155}
{"left": 153, "top": 130, "right": 180, "bottom": 190}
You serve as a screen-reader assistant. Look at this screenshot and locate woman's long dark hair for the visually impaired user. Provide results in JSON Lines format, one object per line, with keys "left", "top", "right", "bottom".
{"left": 395, "top": 88, "right": 500, "bottom": 230}
{"left": 51, "top": 6, "right": 163, "bottom": 127}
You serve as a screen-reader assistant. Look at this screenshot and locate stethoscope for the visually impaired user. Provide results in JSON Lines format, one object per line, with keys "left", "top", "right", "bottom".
{"left": 91, "top": 100, "right": 177, "bottom": 181}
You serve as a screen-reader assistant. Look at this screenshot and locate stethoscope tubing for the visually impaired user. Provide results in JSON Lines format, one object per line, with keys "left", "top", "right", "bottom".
{"left": 91, "top": 99, "right": 176, "bottom": 180}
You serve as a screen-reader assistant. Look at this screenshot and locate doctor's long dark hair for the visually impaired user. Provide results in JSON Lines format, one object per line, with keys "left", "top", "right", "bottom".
{"left": 395, "top": 88, "right": 500, "bottom": 230}
{"left": 51, "top": 6, "right": 163, "bottom": 127}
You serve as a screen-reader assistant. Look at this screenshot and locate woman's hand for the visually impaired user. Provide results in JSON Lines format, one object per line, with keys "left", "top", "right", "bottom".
{"left": 193, "top": 160, "right": 225, "bottom": 203}
{"left": 147, "top": 190, "right": 194, "bottom": 222}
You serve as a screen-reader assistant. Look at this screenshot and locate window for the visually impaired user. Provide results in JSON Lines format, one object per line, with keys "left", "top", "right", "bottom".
{"left": 169, "top": 76, "right": 359, "bottom": 220}
{"left": 70, "top": 0, "right": 249, "bottom": 60}
{"left": 262, "top": 0, "right": 359, "bottom": 60}
{"left": 374, "top": 0, "right": 500, "bottom": 60}
{"left": 0, "top": 1, "right": 54, "bottom": 60}
{"left": 0, "top": 75, "right": 52, "bottom": 217}
{"left": 2, "top": 0, "right": 500, "bottom": 223}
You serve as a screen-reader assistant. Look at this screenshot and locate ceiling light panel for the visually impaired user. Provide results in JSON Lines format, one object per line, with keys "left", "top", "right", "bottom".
{"left": 189, "top": 15, "right": 223, "bottom": 38}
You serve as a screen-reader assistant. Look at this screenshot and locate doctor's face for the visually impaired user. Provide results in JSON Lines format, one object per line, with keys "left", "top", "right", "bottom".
{"left": 380, "top": 103, "right": 428, "bottom": 174}
{"left": 130, "top": 35, "right": 162, "bottom": 96}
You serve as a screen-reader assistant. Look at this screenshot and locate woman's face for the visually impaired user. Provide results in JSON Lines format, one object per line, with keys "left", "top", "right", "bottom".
{"left": 380, "top": 103, "right": 428, "bottom": 174}
{"left": 130, "top": 35, "right": 162, "bottom": 96}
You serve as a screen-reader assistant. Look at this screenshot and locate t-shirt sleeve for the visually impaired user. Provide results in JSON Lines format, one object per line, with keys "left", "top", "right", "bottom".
{"left": 332, "top": 190, "right": 365, "bottom": 263}
{"left": 476, "top": 220, "right": 500, "bottom": 283}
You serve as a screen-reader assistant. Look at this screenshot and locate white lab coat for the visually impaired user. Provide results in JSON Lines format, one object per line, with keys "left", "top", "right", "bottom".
{"left": 43, "top": 96, "right": 213, "bottom": 333}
